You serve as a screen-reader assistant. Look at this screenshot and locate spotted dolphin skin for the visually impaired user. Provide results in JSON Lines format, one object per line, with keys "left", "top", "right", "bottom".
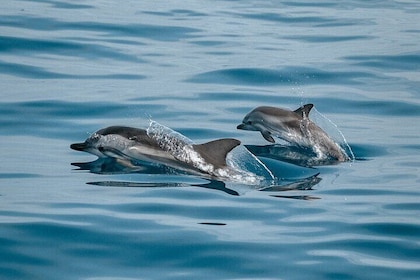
{"left": 237, "top": 104, "right": 349, "bottom": 162}
{"left": 70, "top": 126, "right": 241, "bottom": 177}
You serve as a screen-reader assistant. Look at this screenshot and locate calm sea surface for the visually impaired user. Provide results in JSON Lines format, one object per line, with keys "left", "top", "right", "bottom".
{"left": 1, "top": 1, "right": 419, "bottom": 279}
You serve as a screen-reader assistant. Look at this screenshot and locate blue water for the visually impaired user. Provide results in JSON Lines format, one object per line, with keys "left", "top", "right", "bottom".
{"left": 1, "top": 1, "right": 420, "bottom": 279}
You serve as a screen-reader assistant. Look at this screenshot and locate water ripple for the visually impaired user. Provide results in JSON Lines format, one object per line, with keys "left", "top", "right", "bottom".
{"left": 344, "top": 54, "right": 420, "bottom": 71}
{"left": 284, "top": 35, "right": 375, "bottom": 43}
{"left": 0, "top": 15, "right": 200, "bottom": 41}
{"left": 0, "top": 35, "right": 146, "bottom": 63}
{"left": 231, "top": 11, "right": 372, "bottom": 27}
{"left": 0, "top": 60, "right": 146, "bottom": 79}
{"left": 186, "top": 67, "right": 375, "bottom": 86}
{"left": 0, "top": 100, "right": 165, "bottom": 139}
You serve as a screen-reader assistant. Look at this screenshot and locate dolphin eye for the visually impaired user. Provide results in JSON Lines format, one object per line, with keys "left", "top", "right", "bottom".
{"left": 91, "top": 134, "right": 100, "bottom": 142}
{"left": 247, "top": 121, "right": 253, "bottom": 125}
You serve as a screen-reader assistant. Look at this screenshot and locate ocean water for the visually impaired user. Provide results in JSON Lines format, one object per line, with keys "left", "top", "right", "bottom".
{"left": 1, "top": 0, "right": 419, "bottom": 279}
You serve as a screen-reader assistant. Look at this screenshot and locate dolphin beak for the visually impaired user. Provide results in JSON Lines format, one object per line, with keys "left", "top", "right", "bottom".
{"left": 70, "top": 142, "right": 88, "bottom": 151}
{"left": 237, "top": 123, "right": 246, "bottom": 130}
{"left": 237, "top": 123, "right": 256, "bottom": 131}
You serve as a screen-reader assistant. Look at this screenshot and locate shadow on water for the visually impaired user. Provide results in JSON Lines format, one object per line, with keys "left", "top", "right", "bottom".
{"left": 72, "top": 158, "right": 321, "bottom": 199}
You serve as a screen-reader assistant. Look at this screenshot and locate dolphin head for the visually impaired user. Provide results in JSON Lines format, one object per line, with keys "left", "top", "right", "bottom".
{"left": 71, "top": 131, "right": 111, "bottom": 158}
{"left": 237, "top": 104, "right": 314, "bottom": 143}
{"left": 237, "top": 106, "right": 289, "bottom": 143}
{"left": 237, "top": 109, "right": 266, "bottom": 131}
{"left": 70, "top": 126, "right": 147, "bottom": 158}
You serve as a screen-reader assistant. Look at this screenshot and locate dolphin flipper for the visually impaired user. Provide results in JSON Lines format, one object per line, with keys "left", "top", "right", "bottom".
{"left": 193, "top": 139, "right": 240, "bottom": 168}
{"left": 261, "top": 130, "right": 275, "bottom": 143}
{"left": 97, "top": 146, "right": 139, "bottom": 168}
{"left": 98, "top": 146, "right": 132, "bottom": 160}
{"left": 294, "top": 104, "right": 313, "bottom": 118}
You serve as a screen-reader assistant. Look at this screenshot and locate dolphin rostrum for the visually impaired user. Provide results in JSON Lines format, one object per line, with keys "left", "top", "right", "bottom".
{"left": 237, "top": 104, "right": 349, "bottom": 162}
{"left": 71, "top": 126, "right": 241, "bottom": 178}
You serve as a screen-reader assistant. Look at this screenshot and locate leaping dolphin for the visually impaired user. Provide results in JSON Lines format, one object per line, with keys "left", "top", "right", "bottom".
{"left": 237, "top": 104, "right": 349, "bottom": 162}
{"left": 70, "top": 126, "right": 241, "bottom": 178}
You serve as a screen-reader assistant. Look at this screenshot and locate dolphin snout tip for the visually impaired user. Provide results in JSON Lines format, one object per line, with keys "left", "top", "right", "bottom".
{"left": 237, "top": 123, "right": 255, "bottom": 131}
{"left": 70, "top": 142, "right": 87, "bottom": 151}
{"left": 236, "top": 123, "right": 245, "bottom": 130}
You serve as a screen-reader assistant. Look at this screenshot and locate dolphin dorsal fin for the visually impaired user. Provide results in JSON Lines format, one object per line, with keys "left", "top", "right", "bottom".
{"left": 294, "top": 104, "right": 314, "bottom": 118}
{"left": 192, "top": 139, "right": 241, "bottom": 168}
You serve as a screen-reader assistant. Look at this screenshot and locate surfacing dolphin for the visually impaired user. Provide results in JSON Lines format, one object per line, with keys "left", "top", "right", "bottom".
{"left": 70, "top": 126, "right": 241, "bottom": 179}
{"left": 237, "top": 104, "right": 349, "bottom": 162}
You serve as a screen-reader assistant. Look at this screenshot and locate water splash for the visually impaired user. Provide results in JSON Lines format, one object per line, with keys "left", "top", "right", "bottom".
{"left": 147, "top": 120, "right": 194, "bottom": 157}
{"left": 311, "top": 107, "right": 355, "bottom": 161}
{"left": 146, "top": 120, "right": 268, "bottom": 184}
{"left": 227, "top": 145, "right": 275, "bottom": 181}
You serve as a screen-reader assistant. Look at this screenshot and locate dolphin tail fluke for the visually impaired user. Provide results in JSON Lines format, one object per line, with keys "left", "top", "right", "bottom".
{"left": 193, "top": 139, "right": 241, "bottom": 168}
{"left": 294, "top": 104, "right": 314, "bottom": 118}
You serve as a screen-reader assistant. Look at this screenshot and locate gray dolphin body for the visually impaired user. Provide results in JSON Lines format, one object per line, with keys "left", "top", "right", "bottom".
{"left": 71, "top": 126, "right": 241, "bottom": 177}
{"left": 237, "top": 104, "right": 349, "bottom": 162}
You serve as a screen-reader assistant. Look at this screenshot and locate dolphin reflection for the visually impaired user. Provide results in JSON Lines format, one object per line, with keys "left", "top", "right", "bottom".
{"left": 72, "top": 157, "right": 321, "bottom": 198}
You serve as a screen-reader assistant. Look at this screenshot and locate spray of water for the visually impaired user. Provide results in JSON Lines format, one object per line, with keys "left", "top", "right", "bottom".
{"left": 311, "top": 107, "right": 355, "bottom": 161}
{"left": 146, "top": 120, "right": 271, "bottom": 184}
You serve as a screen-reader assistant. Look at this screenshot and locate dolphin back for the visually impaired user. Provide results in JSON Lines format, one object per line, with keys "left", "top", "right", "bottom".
{"left": 97, "top": 126, "right": 147, "bottom": 138}
{"left": 193, "top": 139, "right": 241, "bottom": 168}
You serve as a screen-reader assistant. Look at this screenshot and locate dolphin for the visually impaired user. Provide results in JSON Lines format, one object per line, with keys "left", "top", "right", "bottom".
{"left": 237, "top": 104, "right": 349, "bottom": 162}
{"left": 70, "top": 126, "right": 241, "bottom": 178}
